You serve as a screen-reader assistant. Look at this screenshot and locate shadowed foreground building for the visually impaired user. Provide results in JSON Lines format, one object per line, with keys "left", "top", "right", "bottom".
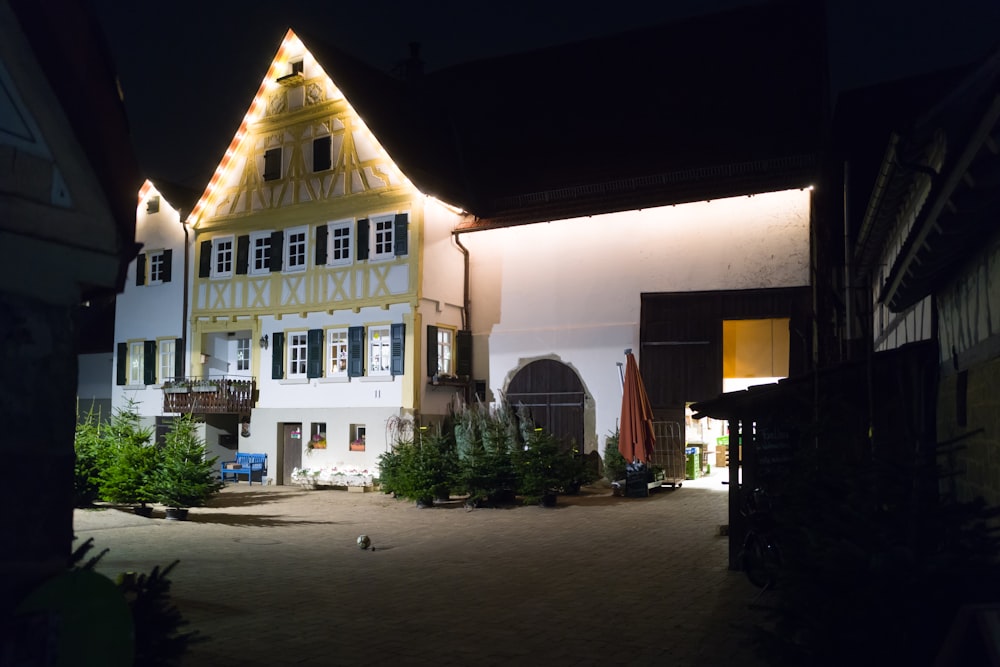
{"left": 0, "top": 0, "right": 140, "bottom": 654}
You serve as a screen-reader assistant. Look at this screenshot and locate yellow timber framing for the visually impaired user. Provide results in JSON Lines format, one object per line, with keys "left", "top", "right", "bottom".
{"left": 190, "top": 192, "right": 421, "bottom": 319}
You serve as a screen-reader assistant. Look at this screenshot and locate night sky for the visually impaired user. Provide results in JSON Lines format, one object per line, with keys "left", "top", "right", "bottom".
{"left": 90, "top": 0, "right": 1000, "bottom": 190}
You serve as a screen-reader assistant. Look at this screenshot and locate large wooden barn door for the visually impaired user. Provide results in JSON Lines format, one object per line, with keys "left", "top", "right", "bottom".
{"left": 506, "top": 359, "right": 585, "bottom": 451}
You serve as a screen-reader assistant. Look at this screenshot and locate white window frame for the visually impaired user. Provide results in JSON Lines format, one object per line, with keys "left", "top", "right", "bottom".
{"left": 250, "top": 231, "right": 272, "bottom": 275}
{"left": 148, "top": 250, "right": 165, "bottom": 285}
{"left": 370, "top": 214, "right": 395, "bottom": 261}
{"left": 158, "top": 339, "right": 175, "bottom": 384}
{"left": 327, "top": 220, "right": 353, "bottom": 266}
{"left": 212, "top": 235, "right": 234, "bottom": 278}
{"left": 285, "top": 225, "right": 307, "bottom": 273}
{"left": 129, "top": 341, "right": 145, "bottom": 385}
{"left": 367, "top": 324, "right": 392, "bottom": 376}
{"left": 287, "top": 331, "right": 308, "bottom": 377}
{"left": 437, "top": 326, "right": 455, "bottom": 376}
{"left": 236, "top": 338, "right": 250, "bottom": 372}
{"left": 327, "top": 327, "right": 349, "bottom": 376}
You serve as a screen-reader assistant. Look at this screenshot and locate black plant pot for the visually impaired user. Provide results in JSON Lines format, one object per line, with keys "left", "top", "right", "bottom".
{"left": 164, "top": 508, "right": 189, "bottom": 521}
{"left": 133, "top": 505, "right": 153, "bottom": 518}
{"left": 540, "top": 492, "right": 557, "bottom": 508}
{"left": 415, "top": 496, "right": 434, "bottom": 509}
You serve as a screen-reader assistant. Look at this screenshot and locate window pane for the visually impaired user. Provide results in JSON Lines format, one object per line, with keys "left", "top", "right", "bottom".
{"left": 368, "top": 326, "right": 391, "bottom": 374}
{"left": 129, "top": 342, "right": 144, "bottom": 384}
{"left": 252, "top": 235, "right": 271, "bottom": 273}
{"left": 328, "top": 329, "right": 348, "bottom": 375}
{"left": 149, "top": 252, "right": 164, "bottom": 283}
{"left": 237, "top": 338, "right": 250, "bottom": 371}
{"left": 214, "top": 238, "right": 233, "bottom": 275}
{"left": 437, "top": 328, "right": 453, "bottom": 376}
{"left": 158, "top": 340, "right": 175, "bottom": 382}
{"left": 289, "top": 333, "right": 307, "bottom": 376}
{"left": 330, "top": 224, "right": 351, "bottom": 263}
{"left": 373, "top": 218, "right": 393, "bottom": 258}
{"left": 286, "top": 228, "right": 306, "bottom": 270}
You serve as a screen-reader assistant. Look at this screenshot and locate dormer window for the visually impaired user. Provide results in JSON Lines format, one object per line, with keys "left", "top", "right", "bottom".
{"left": 146, "top": 196, "right": 160, "bottom": 214}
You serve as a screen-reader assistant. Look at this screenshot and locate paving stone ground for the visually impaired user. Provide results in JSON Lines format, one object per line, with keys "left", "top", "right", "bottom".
{"left": 73, "top": 470, "right": 771, "bottom": 666}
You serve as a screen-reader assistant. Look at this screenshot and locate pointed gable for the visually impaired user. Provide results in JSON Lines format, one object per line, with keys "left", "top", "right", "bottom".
{"left": 189, "top": 30, "right": 413, "bottom": 227}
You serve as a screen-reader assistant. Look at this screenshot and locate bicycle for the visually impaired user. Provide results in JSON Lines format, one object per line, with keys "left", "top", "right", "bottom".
{"left": 739, "top": 485, "right": 783, "bottom": 590}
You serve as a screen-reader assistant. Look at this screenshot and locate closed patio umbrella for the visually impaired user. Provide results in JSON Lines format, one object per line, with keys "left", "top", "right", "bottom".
{"left": 619, "top": 352, "right": 656, "bottom": 464}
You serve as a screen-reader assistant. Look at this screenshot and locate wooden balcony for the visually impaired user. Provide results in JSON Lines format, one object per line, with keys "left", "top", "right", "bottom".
{"left": 162, "top": 377, "right": 257, "bottom": 416}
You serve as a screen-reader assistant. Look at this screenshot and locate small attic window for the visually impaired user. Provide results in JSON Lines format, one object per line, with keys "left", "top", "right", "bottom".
{"left": 291, "top": 60, "right": 304, "bottom": 75}
{"left": 263, "top": 148, "right": 282, "bottom": 181}
{"left": 146, "top": 196, "right": 160, "bottom": 214}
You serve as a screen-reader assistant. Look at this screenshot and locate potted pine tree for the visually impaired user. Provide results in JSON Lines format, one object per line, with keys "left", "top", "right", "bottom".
{"left": 151, "top": 414, "right": 222, "bottom": 520}
{"left": 99, "top": 401, "right": 159, "bottom": 516}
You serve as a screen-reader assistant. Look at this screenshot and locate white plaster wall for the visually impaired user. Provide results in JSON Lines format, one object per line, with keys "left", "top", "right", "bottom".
{"left": 78, "top": 352, "right": 113, "bottom": 420}
{"left": 461, "top": 188, "right": 811, "bottom": 453}
{"left": 112, "top": 188, "right": 189, "bottom": 417}
{"left": 256, "top": 302, "right": 411, "bottom": 411}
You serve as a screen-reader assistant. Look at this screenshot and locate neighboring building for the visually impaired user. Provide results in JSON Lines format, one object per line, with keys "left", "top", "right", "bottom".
{"left": 1, "top": 0, "right": 141, "bottom": 644}
{"left": 841, "top": 47, "right": 1000, "bottom": 506}
{"left": 113, "top": 1, "right": 827, "bottom": 482}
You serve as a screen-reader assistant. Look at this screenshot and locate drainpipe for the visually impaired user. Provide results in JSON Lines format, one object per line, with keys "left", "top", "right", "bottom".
{"left": 452, "top": 231, "right": 470, "bottom": 330}
{"left": 181, "top": 213, "right": 190, "bottom": 379}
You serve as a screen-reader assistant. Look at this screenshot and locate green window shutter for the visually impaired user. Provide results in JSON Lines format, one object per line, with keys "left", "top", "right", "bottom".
{"left": 135, "top": 253, "right": 146, "bottom": 286}
{"left": 269, "top": 231, "right": 284, "bottom": 272}
{"left": 456, "top": 330, "right": 472, "bottom": 378}
{"left": 315, "top": 225, "right": 328, "bottom": 266}
{"left": 162, "top": 249, "right": 173, "bottom": 283}
{"left": 356, "top": 218, "right": 369, "bottom": 261}
{"left": 236, "top": 235, "right": 250, "bottom": 275}
{"left": 426, "top": 325, "right": 438, "bottom": 377}
{"left": 174, "top": 338, "right": 184, "bottom": 380}
{"left": 307, "top": 328, "right": 323, "bottom": 378}
{"left": 143, "top": 340, "right": 157, "bottom": 385}
{"left": 116, "top": 342, "right": 127, "bottom": 386}
{"left": 347, "top": 326, "right": 364, "bottom": 377}
{"left": 393, "top": 213, "right": 408, "bottom": 256}
{"left": 390, "top": 323, "right": 405, "bottom": 377}
{"left": 271, "top": 332, "right": 284, "bottom": 379}
{"left": 199, "top": 240, "right": 212, "bottom": 277}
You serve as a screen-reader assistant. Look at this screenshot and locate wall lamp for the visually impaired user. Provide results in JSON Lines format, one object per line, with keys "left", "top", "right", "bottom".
{"left": 259, "top": 334, "right": 269, "bottom": 350}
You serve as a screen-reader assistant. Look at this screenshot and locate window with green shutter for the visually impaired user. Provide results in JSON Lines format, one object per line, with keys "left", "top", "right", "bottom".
{"left": 390, "top": 323, "right": 405, "bottom": 376}
{"left": 348, "top": 326, "right": 364, "bottom": 377}
{"left": 116, "top": 342, "right": 127, "bottom": 385}
{"left": 143, "top": 340, "right": 157, "bottom": 385}
{"left": 271, "top": 332, "right": 284, "bottom": 379}
{"left": 307, "top": 329, "right": 323, "bottom": 378}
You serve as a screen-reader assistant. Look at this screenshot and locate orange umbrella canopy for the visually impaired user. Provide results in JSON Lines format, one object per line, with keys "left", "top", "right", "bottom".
{"left": 619, "top": 352, "right": 656, "bottom": 463}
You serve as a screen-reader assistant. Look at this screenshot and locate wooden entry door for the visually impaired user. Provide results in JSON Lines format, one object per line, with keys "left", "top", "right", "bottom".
{"left": 280, "top": 422, "right": 302, "bottom": 485}
{"left": 506, "top": 359, "right": 585, "bottom": 451}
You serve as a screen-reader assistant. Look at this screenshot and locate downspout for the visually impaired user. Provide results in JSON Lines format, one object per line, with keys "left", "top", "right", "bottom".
{"left": 843, "top": 160, "right": 851, "bottom": 361}
{"left": 452, "top": 231, "right": 470, "bottom": 330}
{"left": 181, "top": 214, "right": 190, "bottom": 379}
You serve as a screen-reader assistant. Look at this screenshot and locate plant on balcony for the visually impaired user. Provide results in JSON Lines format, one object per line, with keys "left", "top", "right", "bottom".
{"left": 162, "top": 379, "right": 190, "bottom": 394}
{"left": 150, "top": 414, "right": 222, "bottom": 519}
{"left": 99, "top": 400, "right": 160, "bottom": 515}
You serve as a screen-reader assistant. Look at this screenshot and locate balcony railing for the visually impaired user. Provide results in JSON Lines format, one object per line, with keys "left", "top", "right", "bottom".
{"left": 162, "top": 376, "right": 257, "bottom": 416}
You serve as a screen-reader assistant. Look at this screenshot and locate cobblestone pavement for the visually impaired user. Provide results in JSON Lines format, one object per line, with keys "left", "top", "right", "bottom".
{"left": 73, "top": 471, "right": 770, "bottom": 666}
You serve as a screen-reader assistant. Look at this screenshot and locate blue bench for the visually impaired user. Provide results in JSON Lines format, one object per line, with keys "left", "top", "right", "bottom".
{"left": 220, "top": 452, "right": 268, "bottom": 485}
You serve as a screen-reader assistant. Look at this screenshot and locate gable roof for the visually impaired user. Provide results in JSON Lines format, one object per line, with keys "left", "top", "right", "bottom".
{"left": 195, "top": 1, "right": 826, "bottom": 230}
{"left": 9, "top": 0, "right": 142, "bottom": 294}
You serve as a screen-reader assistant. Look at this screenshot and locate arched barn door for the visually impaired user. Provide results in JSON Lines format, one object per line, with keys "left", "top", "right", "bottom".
{"left": 506, "top": 359, "right": 585, "bottom": 451}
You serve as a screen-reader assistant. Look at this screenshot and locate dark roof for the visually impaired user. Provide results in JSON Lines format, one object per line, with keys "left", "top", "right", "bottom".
{"left": 300, "top": 0, "right": 827, "bottom": 229}
{"left": 843, "top": 45, "right": 1000, "bottom": 311}
{"left": 11, "top": 0, "right": 142, "bottom": 296}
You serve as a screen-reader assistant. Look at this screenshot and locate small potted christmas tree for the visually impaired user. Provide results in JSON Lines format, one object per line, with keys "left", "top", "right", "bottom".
{"left": 152, "top": 414, "right": 222, "bottom": 520}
